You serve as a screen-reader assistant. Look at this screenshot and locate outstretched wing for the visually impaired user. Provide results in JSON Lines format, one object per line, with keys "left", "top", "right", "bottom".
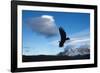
{"left": 59, "top": 27, "right": 67, "bottom": 40}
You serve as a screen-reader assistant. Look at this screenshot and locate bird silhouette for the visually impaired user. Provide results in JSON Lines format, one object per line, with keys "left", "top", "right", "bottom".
{"left": 59, "top": 27, "right": 70, "bottom": 47}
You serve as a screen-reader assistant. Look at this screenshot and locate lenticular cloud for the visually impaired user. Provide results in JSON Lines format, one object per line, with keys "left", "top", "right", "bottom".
{"left": 27, "top": 15, "right": 58, "bottom": 37}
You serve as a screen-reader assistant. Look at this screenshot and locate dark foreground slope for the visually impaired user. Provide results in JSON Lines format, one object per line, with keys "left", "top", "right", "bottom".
{"left": 22, "top": 54, "right": 90, "bottom": 62}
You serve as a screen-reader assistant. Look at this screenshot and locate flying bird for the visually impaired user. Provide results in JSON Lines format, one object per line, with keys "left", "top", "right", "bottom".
{"left": 59, "top": 27, "right": 70, "bottom": 47}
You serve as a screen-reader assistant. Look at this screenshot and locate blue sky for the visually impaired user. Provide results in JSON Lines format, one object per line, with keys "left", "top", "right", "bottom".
{"left": 22, "top": 10, "right": 90, "bottom": 55}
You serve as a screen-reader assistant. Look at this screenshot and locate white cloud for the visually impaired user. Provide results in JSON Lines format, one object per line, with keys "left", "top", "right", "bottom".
{"left": 41, "top": 15, "right": 54, "bottom": 22}
{"left": 27, "top": 15, "right": 58, "bottom": 37}
{"left": 65, "top": 38, "right": 90, "bottom": 47}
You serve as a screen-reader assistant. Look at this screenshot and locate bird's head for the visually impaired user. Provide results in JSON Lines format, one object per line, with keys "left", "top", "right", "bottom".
{"left": 66, "top": 37, "right": 70, "bottom": 40}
